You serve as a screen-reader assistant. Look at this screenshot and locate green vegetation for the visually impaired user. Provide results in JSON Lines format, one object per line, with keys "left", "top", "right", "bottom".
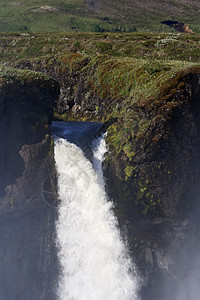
{"left": 0, "top": 65, "right": 57, "bottom": 94}
{"left": 0, "top": 0, "right": 138, "bottom": 33}
{"left": 0, "top": 0, "right": 200, "bottom": 33}
{"left": 0, "top": 65, "right": 49, "bottom": 82}
{"left": 0, "top": 32, "right": 200, "bottom": 63}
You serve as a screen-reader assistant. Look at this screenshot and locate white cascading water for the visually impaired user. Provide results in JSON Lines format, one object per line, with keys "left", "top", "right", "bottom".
{"left": 54, "top": 135, "right": 140, "bottom": 300}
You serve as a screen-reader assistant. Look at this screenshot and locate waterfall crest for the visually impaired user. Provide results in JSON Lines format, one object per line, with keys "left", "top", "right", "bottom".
{"left": 54, "top": 136, "right": 140, "bottom": 300}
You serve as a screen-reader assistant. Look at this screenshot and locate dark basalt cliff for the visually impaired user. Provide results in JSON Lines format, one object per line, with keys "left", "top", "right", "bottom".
{"left": 0, "top": 66, "right": 60, "bottom": 300}
{"left": 103, "top": 70, "right": 200, "bottom": 300}
{"left": 106, "top": 69, "right": 200, "bottom": 219}
{"left": 0, "top": 66, "right": 59, "bottom": 213}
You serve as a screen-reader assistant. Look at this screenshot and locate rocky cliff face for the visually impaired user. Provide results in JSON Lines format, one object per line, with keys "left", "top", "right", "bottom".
{"left": 0, "top": 66, "right": 60, "bottom": 300}
{"left": 106, "top": 69, "right": 200, "bottom": 218}
{"left": 104, "top": 70, "right": 200, "bottom": 299}
{"left": 0, "top": 66, "right": 59, "bottom": 212}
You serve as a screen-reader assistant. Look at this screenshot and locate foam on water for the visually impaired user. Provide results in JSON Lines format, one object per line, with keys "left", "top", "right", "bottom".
{"left": 54, "top": 136, "right": 140, "bottom": 300}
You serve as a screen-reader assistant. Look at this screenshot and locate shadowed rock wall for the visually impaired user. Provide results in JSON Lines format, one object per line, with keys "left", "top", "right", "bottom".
{"left": 0, "top": 66, "right": 60, "bottom": 300}
{"left": 0, "top": 67, "right": 59, "bottom": 211}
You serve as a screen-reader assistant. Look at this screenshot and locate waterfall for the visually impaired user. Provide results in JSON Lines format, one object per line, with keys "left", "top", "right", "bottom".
{"left": 54, "top": 134, "right": 140, "bottom": 300}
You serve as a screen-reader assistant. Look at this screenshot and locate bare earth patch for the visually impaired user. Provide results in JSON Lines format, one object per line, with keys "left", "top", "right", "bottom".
{"left": 30, "top": 6, "right": 59, "bottom": 13}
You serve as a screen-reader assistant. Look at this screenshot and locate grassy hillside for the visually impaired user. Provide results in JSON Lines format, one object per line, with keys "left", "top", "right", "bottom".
{"left": 0, "top": 0, "right": 200, "bottom": 33}
{"left": 0, "top": 32, "right": 200, "bottom": 62}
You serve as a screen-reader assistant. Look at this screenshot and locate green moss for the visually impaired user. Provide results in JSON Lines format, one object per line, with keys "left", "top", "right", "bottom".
{"left": 0, "top": 65, "right": 55, "bottom": 89}
{"left": 142, "top": 202, "right": 156, "bottom": 215}
{"left": 123, "top": 142, "right": 135, "bottom": 161}
{"left": 124, "top": 165, "right": 134, "bottom": 180}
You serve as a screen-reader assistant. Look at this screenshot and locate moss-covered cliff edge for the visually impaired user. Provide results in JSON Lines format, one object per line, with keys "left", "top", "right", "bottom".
{"left": 0, "top": 65, "right": 60, "bottom": 213}
{"left": 105, "top": 67, "right": 200, "bottom": 218}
